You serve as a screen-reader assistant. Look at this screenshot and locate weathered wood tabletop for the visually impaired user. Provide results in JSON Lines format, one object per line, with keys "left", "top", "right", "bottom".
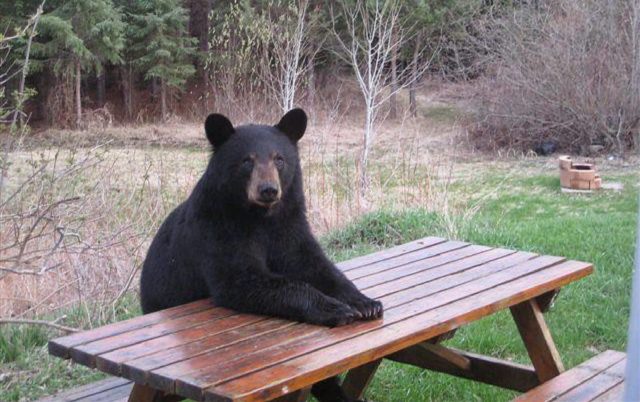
{"left": 49, "top": 237, "right": 593, "bottom": 402}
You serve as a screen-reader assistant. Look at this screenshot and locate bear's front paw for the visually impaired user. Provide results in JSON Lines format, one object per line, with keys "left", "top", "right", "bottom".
{"left": 311, "top": 297, "right": 360, "bottom": 327}
{"left": 340, "top": 292, "right": 383, "bottom": 320}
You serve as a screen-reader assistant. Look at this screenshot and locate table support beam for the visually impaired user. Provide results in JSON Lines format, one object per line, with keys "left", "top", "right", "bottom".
{"left": 536, "top": 289, "right": 560, "bottom": 313}
{"left": 510, "top": 299, "right": 565, "bottom": 382}
{"left": 387, "top": 344, "right": 540, "bottom": 392}
{"left": 426, "top": 329, "right": 458, "bottom": 344}
{"left": 342, "top": 359, "right": 383, "bottom": 400}
{"left": 271, "top": 386, "right": 311, "bottom": 402}
{"left": 128, "top": 384, "right": 183, "bottom": 402}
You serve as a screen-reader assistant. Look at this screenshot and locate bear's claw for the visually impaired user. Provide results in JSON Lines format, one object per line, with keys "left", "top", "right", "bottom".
{"left": 338, "top": 292, "right": 383, "bottom": 321}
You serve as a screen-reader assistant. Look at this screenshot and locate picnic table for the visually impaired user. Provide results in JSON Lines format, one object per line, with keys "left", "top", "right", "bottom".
{"left": 48, "top": 236, "right": 593, "bottom": 402}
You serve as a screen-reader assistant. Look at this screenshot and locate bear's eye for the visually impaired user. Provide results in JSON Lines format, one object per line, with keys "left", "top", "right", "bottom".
{"left": 274, "top": 155, "right": 285, "bottom": 170}
{"left": 242, "top": 157, "right": 253, "bottom": 168}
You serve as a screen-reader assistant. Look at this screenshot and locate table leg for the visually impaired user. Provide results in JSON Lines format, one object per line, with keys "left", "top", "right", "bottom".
{"left": 342, "top": 359, "right": 382, "bottom": 400}
{"left": 128, "top": 384, "right": 184, "bottom": 402}
{"left": 536, "top": 289, "right": 560, "bottom": 312}
{"left": 271, "top": 386, "right": 311, "bottom": 402}
{"left": 510, "top": 298, "right": 565, "bottom": 382}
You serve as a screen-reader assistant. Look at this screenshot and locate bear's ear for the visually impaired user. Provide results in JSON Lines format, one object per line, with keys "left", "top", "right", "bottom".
{"left": 275, "top": 108, "right": 307, "bottom": 143}
{"left": 205, "top": 113, "right": 235, "bottom": 150}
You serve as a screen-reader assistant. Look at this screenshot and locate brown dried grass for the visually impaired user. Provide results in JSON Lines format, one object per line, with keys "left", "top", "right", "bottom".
{"left": 1, "top": 97, "right": 467, "bottom": 327}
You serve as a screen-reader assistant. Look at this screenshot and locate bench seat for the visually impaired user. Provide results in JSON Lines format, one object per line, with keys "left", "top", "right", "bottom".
{"left": 36, "top": 377, "right": 133, "bottom": 402}
{"left": 514, "top": 350, "right": 627, "bottom": 402}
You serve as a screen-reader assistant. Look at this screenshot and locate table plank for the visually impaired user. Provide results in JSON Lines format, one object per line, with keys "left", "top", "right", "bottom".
{"left": 35, "top": 377, "right": 131, "bottom": 402}
{"left": 590, "top": 382, "right": 625, "bottom": 402}
{"left": 91, "top": 240, "right": 497, "bottom": 377}
{"left": 145, "top": 251, "right": 535, "bottom": 397}
{"left": 554, "top": 359, "right": 626, "bottom": 401}
{"left": 344, "top": 240, "right": 469, "bottom": 280}
{"left": 122, "top": 319, "right": 302, "bottom": 383}
{"left": 363, "top": 248, "right": 524, "bottom": 300}
{"left": 211, "top": 260, "right": 592, "bottom": 401}
{"left": 96, "top": 316, "right": 279, "bottom": 375}
{"left": 70, "top": 307, "right": 237, "bottom": 367}
{"left": 513, "top": 350, "right": 626, "bottom": 402}
{"left": 49, "top": 299, "right": 213, "bottom": 358}
{"left": 163, "top": 253, "right": 558, "bottom": 399}
{"left": 353, "top": 244, "right": 495, "bottom": 289}
{"left": 336, "top": 237, "right": 446, "bottom": 271}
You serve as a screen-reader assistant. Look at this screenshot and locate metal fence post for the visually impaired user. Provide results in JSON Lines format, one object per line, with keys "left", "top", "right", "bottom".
{"left": 624, "top": 193, "right": 640, "bottom": 401}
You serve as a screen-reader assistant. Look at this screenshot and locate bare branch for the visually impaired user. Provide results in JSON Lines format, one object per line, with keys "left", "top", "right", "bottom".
{"left": 0, "top": 317, "right": 79, "bottom": 333}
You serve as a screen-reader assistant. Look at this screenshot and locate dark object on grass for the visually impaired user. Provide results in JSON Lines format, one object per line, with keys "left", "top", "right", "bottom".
{"left": 534, "top": 140, "right": 557, "bottom": 156}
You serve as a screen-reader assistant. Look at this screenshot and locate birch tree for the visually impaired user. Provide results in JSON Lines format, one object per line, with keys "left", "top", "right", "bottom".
{"left": 259, "top": 0, "right": 316, "bottom": 113}
{"left": 331, "top": 0, "right": 432, "bottom": 195}
{"left": 10, "top": 2, "right": 43, "bottom": 129}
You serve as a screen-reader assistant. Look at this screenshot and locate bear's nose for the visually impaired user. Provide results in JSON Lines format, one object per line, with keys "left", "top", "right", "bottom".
{"left": 258, "top": 183, "right": 279, "bottom": 203}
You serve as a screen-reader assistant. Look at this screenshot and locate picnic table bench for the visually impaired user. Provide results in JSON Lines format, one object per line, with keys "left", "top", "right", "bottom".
{"left": 47, "top": 236, "right": 596, "bottom": 401}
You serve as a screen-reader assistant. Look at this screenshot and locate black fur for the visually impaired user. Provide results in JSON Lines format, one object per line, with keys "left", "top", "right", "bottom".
{"left": 140, "top": 109, "right": 382, "bottom": 402}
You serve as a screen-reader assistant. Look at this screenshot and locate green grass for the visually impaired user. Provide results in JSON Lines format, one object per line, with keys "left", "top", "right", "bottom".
{"left": 344, "top": 173, "right": 638, "bottom": 402}
{"left": 422, "top": 105, "right": 465, "bottom": 124}
{"left": 1, "top": 171, "right": 637, "bottom": 401}
{"left": 0, "top": 296, "right": 142, "bottom": 401}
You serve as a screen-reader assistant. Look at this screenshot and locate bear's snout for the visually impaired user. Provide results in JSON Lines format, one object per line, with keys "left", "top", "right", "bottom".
{"left": 247, "top": 160, "right": 282, "bottom": 207}
{"left": 258, "top": 182, "right": 280, "bottom": 203}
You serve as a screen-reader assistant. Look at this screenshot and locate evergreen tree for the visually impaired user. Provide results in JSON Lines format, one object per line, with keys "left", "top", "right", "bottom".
{"left": 33, "top": 0, "right": 124, "bottom": 127}
{"left": 129, "top": 0, "right": 196, "bottom": 120}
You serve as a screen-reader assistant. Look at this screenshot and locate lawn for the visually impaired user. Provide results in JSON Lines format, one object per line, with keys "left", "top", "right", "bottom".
{"left": 1, "top": 166, "right": 637, "bottom": 401}
{"left": 326, "top": 172, "right": 637, "bottom": 402}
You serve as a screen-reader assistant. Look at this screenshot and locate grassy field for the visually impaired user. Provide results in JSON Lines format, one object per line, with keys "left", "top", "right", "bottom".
{"left": 1, "top": 158, "right": 637, "bottom": 401}
{"left": 327, "top": 172, "right": 637, "bottom": 401}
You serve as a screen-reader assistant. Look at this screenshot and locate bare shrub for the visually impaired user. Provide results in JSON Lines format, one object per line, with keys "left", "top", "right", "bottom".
{"left": 83, "top": 106, "right": 114, "bottom": 132}
{"left": 472, "top": 0, "right": 638, "bottom": 155}
{"left": 0, "top": 144, "right": 198, "bottom": 328}
{"left": 330, "top": 0, "right": 436, "bottom": 196}
{"left": 301, "top": 116, "right": 463, "bottom": 236}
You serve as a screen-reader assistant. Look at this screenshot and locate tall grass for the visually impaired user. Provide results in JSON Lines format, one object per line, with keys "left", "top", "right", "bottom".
{"left": 0, "top": 146, "right": 199, "bottom": 325}
{"left": 0, "top": 116, "right": 454, "bottom": 328}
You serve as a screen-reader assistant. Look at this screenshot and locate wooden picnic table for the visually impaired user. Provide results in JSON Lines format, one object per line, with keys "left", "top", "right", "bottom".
{"left": 48, "top": 236, "right": 593, "bottom": 402}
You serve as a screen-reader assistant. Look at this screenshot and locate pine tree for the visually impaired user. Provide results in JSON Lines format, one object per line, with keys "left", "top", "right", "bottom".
{"left": 33, "top": 0, "right": 124, "bottom": 127}
{"left": 129, "top": 0, "right": 196, "bottom": 120}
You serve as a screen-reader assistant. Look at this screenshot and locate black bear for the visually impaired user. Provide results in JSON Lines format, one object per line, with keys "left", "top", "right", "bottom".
{"left": 140, "top": 109, "right": 382, "bottom": 402}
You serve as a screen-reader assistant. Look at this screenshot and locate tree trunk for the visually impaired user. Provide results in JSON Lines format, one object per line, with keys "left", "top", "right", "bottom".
{"left": 188, "top": 0, "right": 212, "bottom": 52}
{"left": 75, "top": 59, "right": 82, "bottom": 128}
{"left": 160, "top": 79, "right": 167, "bottom": 121}
{"left": 97, "top": 71, "right": 106, "bottom": 107}
{"left": 359, "top": 103, "right": 374, "bottom": 197}
{"left": 307, "top": 61, "right": 315, "bottom": 110}
{"left": 121, "top": 65, "right": 133, "bottom": 120}
{"left": 389, "top": 31, "right": 398, "bottom": 120}
{"left": 11, "top": 4, "right": 42, "bottom": 128}
{"left": 189, "top": 0, "right": 213, "bottom": 83}
{"left": 409, "top": 32, "right": 424, "bottom": 118}
{"left": 151, "top": 77, "right": 159, "bottom": 98}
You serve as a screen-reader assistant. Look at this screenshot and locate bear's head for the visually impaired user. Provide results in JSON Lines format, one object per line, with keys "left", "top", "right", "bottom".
{"left": 203, "top": 109, "right": 307, "bottom": 214}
